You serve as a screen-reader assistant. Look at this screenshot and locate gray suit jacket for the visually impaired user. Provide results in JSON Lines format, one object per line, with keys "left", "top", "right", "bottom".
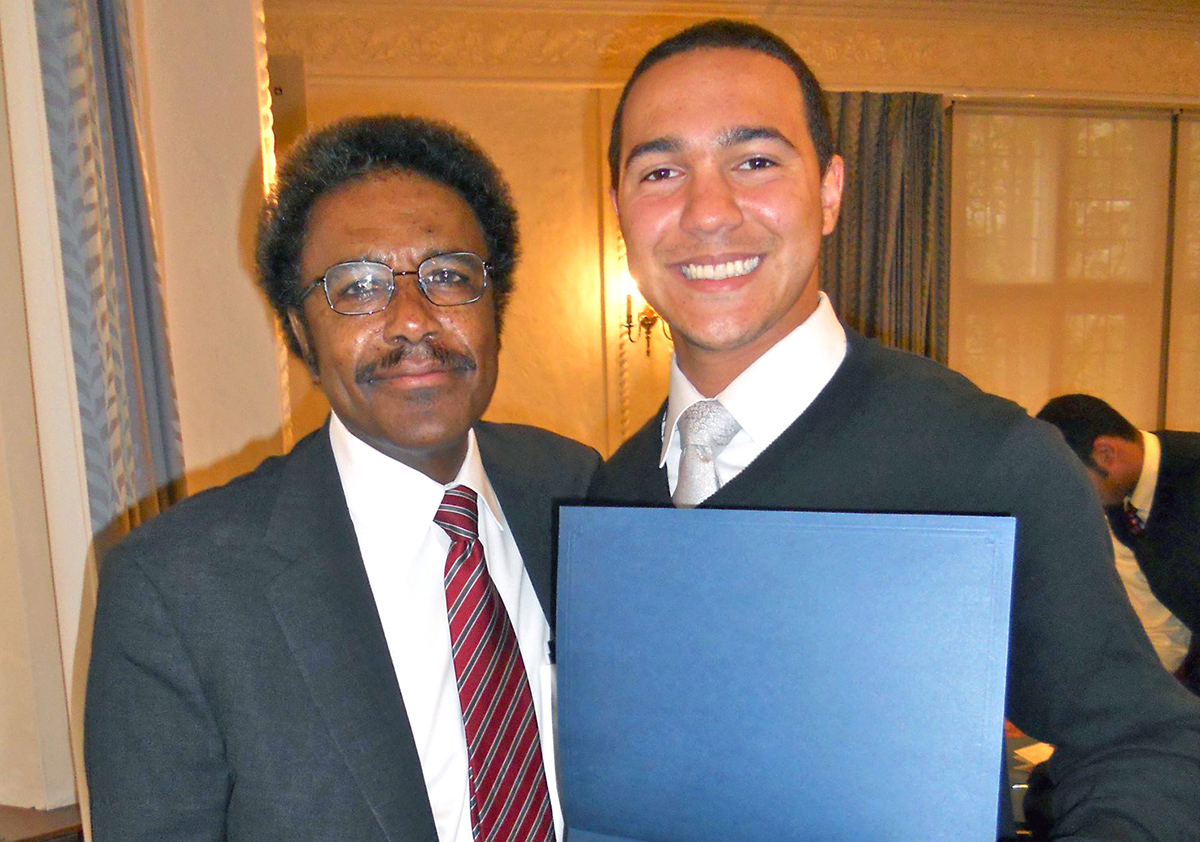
{"left": 84, "top": 422, "right": 599, "bottom": 842}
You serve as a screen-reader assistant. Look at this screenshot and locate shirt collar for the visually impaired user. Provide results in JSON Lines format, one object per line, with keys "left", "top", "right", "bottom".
{"left": 328, "top": 412, "right": 505, "bottom": 529}
{"left": 659, "top": 292, "right": 847, "bottom": 466}
{"left": 1128, "top": 430, "right": 1160, "bottom": 518}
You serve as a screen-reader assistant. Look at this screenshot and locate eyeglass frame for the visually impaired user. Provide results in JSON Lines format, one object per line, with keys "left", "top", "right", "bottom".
{"left": 298, "top": 251, "right": 493, "bottom": 315}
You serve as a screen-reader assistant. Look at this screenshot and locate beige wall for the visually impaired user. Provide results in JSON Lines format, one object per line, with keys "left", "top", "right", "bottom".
{"left": 265, "top": 0, "right": 1200, "bottom": 455}
{"left": 0, "top": 7, "right": 78, "bottom": 810}
{"left": 135, "top": 0, "right": 286, "bottom": 493}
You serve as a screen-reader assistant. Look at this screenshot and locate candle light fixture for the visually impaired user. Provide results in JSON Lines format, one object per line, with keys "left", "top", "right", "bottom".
{"left": 623, "top": 294, "right": 665, "bottom": 356}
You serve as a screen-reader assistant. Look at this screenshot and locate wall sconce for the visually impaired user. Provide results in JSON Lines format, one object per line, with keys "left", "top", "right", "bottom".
{"left": 624, "top": 294, "right": 667, "bottom": 356}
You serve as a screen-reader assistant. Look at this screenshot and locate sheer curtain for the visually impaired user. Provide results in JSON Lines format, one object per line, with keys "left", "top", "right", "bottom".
{"left": 35, "top": 0, "right": 184, "bottom": 554}
{"left": 948, "top": 105, "right": 1175, "bottom": 427}
{"left": 822, "top": 92, "right": 950, "bottom": 361}
{"left": 1168, "top": 116, "right": 1200, "bottom": 429}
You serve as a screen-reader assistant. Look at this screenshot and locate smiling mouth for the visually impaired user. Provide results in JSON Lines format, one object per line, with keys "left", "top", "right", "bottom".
{"left": 680, "top": 256, "right": 761, "bottom": 281}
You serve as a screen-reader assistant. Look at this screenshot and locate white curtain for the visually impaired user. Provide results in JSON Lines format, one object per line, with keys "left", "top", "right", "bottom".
{"left": 1168, "top": 117, "right": 1200, "bottom": 429}
{"left": 948, "top": 105, "right": 1186, "bottom": 429}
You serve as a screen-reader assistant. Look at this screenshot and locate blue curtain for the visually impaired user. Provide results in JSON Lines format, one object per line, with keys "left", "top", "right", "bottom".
{"left": 35, "top": 0, "right": 184, "bottom": 553}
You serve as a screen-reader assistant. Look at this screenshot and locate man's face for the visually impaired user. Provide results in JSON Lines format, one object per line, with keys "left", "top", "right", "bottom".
{"left": 613, "top": 48, "right": 844, "bottom": 391}
{"left": 291, "top": 171, "right": 498, "bottom": 482}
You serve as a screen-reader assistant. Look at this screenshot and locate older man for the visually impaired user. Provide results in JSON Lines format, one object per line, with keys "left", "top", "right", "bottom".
{"left": 591, "top": 19, "right": 1200, "bottom": 840}
{"left": 85, "top": 116, "right": 598, "bottom": 842}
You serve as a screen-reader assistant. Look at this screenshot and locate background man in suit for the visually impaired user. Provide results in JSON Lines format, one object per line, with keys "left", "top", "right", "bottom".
{"left": 590, "top": 19, "right": 1200, "bottom": 840}
{"left": 85, "top": 116, "right": 599, "bottom": 842}
{"left": 1038, "top": 393, "right": 1200, "bottom": 695}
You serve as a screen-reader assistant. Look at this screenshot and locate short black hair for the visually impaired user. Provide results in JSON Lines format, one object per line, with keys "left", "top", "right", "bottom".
{"left": 608, "top": 18, "right": 835, "bottom": 188}
{"left": 256, "top": 115, "right": 519, "bottom": 357}
{"left": 1036, "top": 394, "right": 1140, "bottom": 468}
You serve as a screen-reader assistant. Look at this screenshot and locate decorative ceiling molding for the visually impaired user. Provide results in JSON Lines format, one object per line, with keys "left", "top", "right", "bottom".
{"left": 269, "top": 0, "right": 1200, "bottom": 28}
{"left": 264, "top": 3, "right": 1200, "bottom": 100}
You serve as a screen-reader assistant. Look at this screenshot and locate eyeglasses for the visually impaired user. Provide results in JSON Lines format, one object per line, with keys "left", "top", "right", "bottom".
{"left": 301, "top": 252, "right": 491, "bottom": 315}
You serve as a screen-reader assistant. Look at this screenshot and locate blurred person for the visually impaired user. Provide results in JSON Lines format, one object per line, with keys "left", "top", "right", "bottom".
{"left": 1039, "top": 393, "right": 1200, "bottom": 694}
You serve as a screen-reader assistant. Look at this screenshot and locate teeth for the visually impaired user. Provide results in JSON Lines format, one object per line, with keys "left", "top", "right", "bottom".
{"left": 681, "top": 256, "right": 760, "bottom": 281}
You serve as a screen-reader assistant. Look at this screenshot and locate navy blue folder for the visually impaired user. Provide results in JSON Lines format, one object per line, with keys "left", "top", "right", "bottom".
{"left": 556, "top": 507, "right": 1016, "bottom": 842}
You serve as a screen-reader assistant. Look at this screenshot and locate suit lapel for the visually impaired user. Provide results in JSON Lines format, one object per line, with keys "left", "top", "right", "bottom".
{"left": 476, "top": 426, "right": 555, "bottom": 624}
{"left": 264, "top": 430, "right": 438, "bottom": 842}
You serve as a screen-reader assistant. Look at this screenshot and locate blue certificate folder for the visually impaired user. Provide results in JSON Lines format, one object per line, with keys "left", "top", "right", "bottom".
{"left": 555, "top": 507, "right": 1016, "bottom": 842}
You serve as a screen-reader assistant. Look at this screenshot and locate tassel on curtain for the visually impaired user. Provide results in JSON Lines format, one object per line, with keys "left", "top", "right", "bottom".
{"left": 35, "top": 0, "right": 184, "bottom": 556}
{"left": 821, "top": 92, "right": 950, "bottom": 363}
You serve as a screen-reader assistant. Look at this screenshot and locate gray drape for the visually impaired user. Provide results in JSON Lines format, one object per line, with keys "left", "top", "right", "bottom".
{"left": 35, "top": 0, "right": 184, "bottom": 552}
{"left": 821, "top": 92, "right": 949, "bottom": 362}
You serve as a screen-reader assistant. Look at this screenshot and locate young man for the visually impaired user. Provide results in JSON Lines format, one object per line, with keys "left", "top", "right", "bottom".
{"left": 85, "top": 116, "right": 599, "bottom": 842}
{"left": 1039, "top": 393, "right": 1200, "bottom": 694}
{"left": 592, "top": 19, "right": 1200, "bottom": 840}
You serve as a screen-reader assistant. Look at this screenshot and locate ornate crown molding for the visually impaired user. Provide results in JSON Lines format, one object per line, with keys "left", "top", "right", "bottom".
{"left": 271, "top": 0, "right": 1200, "bottom": 28}
{"left": 265, "top": 3, "right": 1200, "bottom": 100}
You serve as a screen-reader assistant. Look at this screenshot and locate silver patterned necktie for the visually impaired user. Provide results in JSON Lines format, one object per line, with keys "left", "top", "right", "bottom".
{"left": 673, "top": 399, "right": 741, "bottom": 508}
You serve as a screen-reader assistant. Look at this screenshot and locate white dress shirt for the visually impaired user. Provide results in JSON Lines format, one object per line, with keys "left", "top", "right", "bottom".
{"left": 1112, "top": 430, "right": 1192, "bottom": 672}
{"left": 661, "top": 292, "right": 848, "bottom": 495}
{"left": 329, "top": 413, "right": 562, "bottom": 842}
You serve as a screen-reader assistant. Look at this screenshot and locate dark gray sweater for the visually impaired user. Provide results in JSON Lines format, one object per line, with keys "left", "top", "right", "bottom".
{"left": 593, "top": 329, "right": 1200, "bottom": 842}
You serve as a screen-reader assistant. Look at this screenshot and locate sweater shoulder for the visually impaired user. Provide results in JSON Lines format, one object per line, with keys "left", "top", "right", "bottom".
{"left": 848, "top": 334, "right": 1031, "bottom": 439}
{"left": 590, "top": 407, "right": 668, "bottom": 503}
{"left": 721, "top": 332, "right": 1072, "bottom": 512}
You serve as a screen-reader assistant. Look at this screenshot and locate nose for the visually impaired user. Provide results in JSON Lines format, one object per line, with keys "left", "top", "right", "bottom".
{"left": 379, "top": 274, "right": 441, "bottom": 344}
{"left": 678, "top": 167, "right": 743, "bottom": 236}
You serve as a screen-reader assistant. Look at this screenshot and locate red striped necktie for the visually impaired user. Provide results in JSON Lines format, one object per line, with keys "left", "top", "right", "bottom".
{"left": 1122, "top": 499, "right": 1147, "bottom": 537}
{"left": 435, "top": 485, "right": 554, "bottom": 842}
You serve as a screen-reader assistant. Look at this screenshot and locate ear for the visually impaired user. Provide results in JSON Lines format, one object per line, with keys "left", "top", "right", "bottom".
{"left": 1090, "top": 436, "right": 1120, "bottom": 472}
{"left": 286, "top": 309, "right": 319, "bottom": 379}
{"left": 820, "top": 154, "right": 845, "bottom": 236}
{"left": 610, "top": 185, "right": 621, "bottom": 220}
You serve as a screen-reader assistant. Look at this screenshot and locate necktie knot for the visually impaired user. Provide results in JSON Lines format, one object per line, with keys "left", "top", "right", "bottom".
{"left": 674, "top": 400, "right": 741, "bottom": 508}
{"left": 678, "top": 399, "right": 740, "bottom": 450}
{"left": 435, "top": 485, "right": 480, "bottom": 542}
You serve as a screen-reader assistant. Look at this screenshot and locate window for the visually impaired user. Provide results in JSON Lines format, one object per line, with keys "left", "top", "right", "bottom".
{"left": 949, "top": 105, "right": 1196, "bottom": 431}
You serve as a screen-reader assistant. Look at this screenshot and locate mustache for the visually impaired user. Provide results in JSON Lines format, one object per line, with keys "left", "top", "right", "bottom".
{"left": 355, "top": 340, "right": 477, "bottom": 383}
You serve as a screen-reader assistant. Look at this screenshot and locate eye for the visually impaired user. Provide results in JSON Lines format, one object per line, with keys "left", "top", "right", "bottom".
{"left": 328, "top": 268, "right": 389, "bottom": 303}
{"left": 736, "top": 156, "right": 776, "bottom": 171}
{"left": 642, "top": 166, "right": 679, "bottom": 183}
{"left": 341, "top": 279, "right": 383, "bottom": 302}
{"left": 424, "top": 268, "right": 470, "bottom": 288}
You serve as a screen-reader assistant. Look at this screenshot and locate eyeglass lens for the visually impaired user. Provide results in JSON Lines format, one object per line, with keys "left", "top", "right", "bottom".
{"left": 323, "top": 253, "right": 486, "bottom": 314}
